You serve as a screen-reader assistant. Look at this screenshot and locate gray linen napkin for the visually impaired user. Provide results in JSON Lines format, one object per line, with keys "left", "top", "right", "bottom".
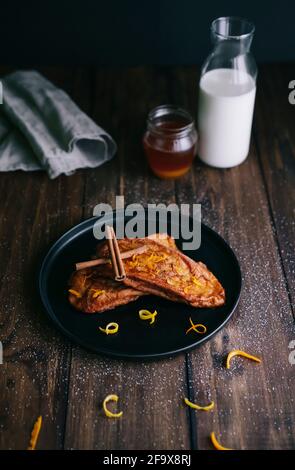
{"left": 0, "top": 70, "right": 117, "bottom": 178}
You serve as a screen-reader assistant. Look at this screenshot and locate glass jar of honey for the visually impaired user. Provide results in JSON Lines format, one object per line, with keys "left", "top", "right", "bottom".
{"left": 143, "top": 105, "right": 198, "bottom": 179}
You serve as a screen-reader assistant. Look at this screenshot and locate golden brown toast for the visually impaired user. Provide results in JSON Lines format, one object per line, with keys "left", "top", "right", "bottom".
{"left": 96, "top": 236, "right": 225, "bottom": 308}
{"left": 69, "top": 233, "right": 176, "bottom": 313}
{"left": 68, "top": 268, "right": 144, "bottom": 313}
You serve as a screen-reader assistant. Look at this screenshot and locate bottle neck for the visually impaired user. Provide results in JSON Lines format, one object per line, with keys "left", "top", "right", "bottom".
{"left": 212, "top": 36, "right": 253, "bottom": 57}
{"left": 211, "top": 17, "right": 254, "bottom": 56}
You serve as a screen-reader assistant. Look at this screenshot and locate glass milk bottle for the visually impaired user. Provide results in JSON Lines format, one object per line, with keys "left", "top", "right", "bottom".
{"left": 197, "top": 17, "right": 257, "bottom": 168}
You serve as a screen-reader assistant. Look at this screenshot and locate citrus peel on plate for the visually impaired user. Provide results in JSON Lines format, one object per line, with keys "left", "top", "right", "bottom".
{"left": 90, "top": 289, "right": 106, "bottom": 299}
{"left": 184, "top": 397, "right": 214, "bottom": 411}
{"left": 68, "top": 289, "right": 82, "bottom": 298}
{"left": 103, "top": 394, "right": 123, "bottom": 418}
{"left": 139, "top": 309, "right": 158, "bottom": 325}
{"left": 210, "top": 432, "right": 232, "bottom": 451}
{"left": 226, "top": 349, "right": 261, "bottom": 369}
{"left": 186, "top": 317, "right": 207, "bottom": 335}
{"left": 99, "top": 322, "right": 119, "bottom": 335}
{"left": 27, "top": 416, "right": 42, "bottom": 450}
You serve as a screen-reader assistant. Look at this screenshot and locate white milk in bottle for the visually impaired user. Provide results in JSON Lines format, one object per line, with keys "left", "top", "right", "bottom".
{"left": 198, "top": 68, "right": 256, "bottom": 168}
{"left": 198, "top": 17, "right": 257, "bottom": 168}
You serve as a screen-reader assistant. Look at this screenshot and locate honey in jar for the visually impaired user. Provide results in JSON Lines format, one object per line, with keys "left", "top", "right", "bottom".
{"left": 143, "top": 105, "right": 198, "bottom": 179}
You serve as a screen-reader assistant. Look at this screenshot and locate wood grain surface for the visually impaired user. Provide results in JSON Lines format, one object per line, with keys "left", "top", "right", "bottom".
{"left": 0, "top": 65, "right": 294, "bottom": 450}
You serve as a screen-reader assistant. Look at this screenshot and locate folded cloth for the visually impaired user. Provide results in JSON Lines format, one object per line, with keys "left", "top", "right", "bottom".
{"left": 0, "top": 70, "right": 117, "bottom": 178}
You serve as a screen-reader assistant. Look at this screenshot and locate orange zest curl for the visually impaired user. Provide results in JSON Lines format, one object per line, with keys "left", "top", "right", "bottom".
{"left": 99, "top": 322, "right": 119, "bottom": 335}
{"left": 27, "top": 416, "right": 42, "bottom": 450}
{"left": 68, "top": 289, "right": 82, "bottom": 298}
{"left": 139, "top": 309, "right": 158, "bottom": 325}
{"left": 226, "top": 349, "right": 261, "bottom": 369}
{"left": 90, "top": 289, "right": 106, "bottom": 299}
{"left": 184, "top": 397, "right": 214, "bottom": 411}
{"left": 186, "top": 317, "right": 207, "bottom": 335}
{"left": 210, "top": 432, "right": 233, "bottom": 451}
{"left": 103, "top": 394, "right": 123, "bottom": 418}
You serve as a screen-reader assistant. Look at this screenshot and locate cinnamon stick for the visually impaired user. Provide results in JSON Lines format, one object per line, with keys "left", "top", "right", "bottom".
{"left": 75, "top": 245, "right": 147, "bottom": 271}
{"left": 107, "top": 226, "right": 126, "bottom": 281}
{"left": 109, "top": 226, "right": 126, "bottom": 281}
{"left": 106, "top": 225, "right": 121, "bottom": 279}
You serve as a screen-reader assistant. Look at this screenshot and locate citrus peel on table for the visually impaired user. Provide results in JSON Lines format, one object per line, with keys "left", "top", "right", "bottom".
{"left": 138, "top": 309, "right": 158, "bottom": 325}
{"left": 99, "top": 322, "right": 119, "bottom": 335}
{"left": 226, "top": 349, "right": 261, "bottom": 369}
{"left": 186, "top": 317, "right": 207, "bottom": 335}
{"left": 27, "top": 416, "right": 42, "bottom": 450}
{"left": 210, "top": 431, "right": 233, "bottom": 450}
{"left": 103, "top": 394, "right": 123, "bottom": 418}
{"left": 184, "top": 397, "right": 214, "bottom": 411}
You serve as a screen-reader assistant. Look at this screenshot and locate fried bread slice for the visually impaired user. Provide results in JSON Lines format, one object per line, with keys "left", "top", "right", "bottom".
{"left": 96, "top": 236, "right": 225, "bottom": 308}
{"left": 68, "top": 268, "right": 143, "bottom": 313}
{"left": 69, "top": 233, "right": 176, "bottom": 313}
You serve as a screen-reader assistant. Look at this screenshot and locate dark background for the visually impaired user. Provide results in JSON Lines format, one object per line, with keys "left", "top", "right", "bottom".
{"left": 2, "top": 0, "right": 294, "bottom": 65}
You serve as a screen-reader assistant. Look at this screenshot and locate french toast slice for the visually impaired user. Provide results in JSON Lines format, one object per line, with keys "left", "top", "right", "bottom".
{"left": 68, "top": 268, "right": 144, "bottom": 313}
{"left": 96, "top": 236, "right": 225, "bottom": 308}
{"left": 68, "top": 233, "right": 176, "bottom": 313}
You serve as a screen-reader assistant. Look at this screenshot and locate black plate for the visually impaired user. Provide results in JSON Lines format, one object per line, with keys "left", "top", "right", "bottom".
{"left": 39, "top": 212, "right": 241, "bottom": 360}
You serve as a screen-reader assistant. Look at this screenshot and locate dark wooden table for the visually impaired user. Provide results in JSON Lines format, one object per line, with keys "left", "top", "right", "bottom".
{"left": 0, "top": 65, "right": 294, "bottom": 450}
